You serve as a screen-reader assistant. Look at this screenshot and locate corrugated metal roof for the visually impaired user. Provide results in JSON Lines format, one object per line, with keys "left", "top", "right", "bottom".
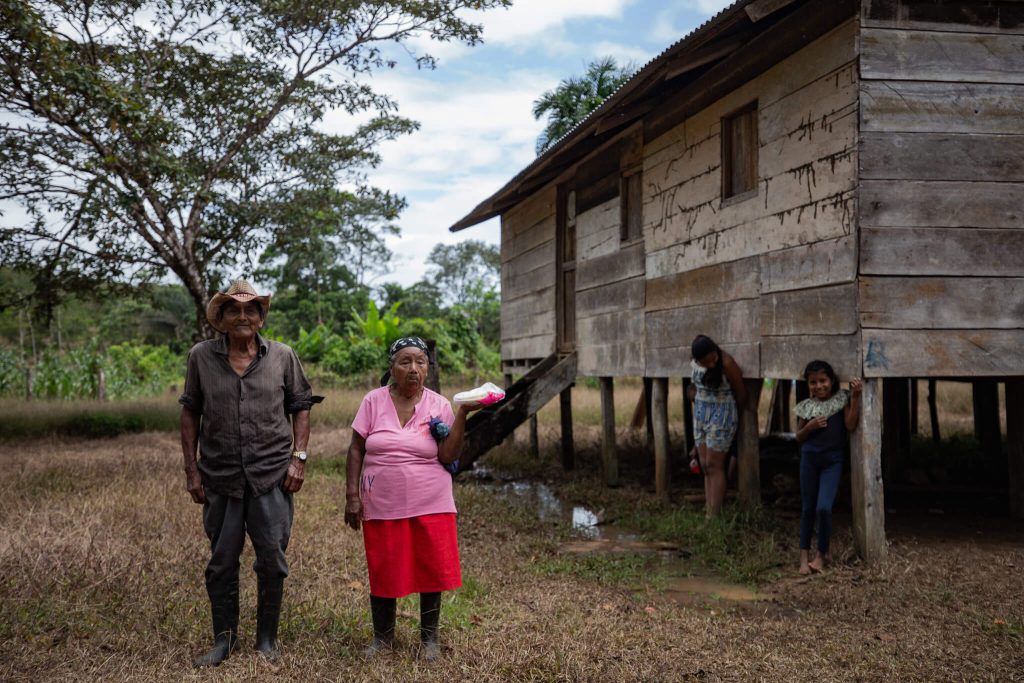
{"left": 449, "top": 0, "right": 757, "bottom": 232}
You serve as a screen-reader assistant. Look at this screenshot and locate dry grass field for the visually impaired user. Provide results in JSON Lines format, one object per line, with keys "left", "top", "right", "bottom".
{"left": 1, "top": 383, "right": 1022, "bottom": 681}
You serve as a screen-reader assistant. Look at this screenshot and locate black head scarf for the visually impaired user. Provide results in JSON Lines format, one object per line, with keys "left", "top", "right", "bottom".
{"left": 380, "top": 337, "right": 430, "bottom": 387}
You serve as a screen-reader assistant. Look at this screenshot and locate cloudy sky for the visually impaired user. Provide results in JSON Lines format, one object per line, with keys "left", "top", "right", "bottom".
{"left": 348, "top": 0, "right": 735, "bottom": 286}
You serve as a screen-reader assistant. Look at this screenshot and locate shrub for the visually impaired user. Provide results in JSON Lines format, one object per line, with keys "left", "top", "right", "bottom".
{"left": 322, "top": 337, "right": 386, "bottom": 377}
{"left": 65, "top": 412, "right": 146, "bottom": 438}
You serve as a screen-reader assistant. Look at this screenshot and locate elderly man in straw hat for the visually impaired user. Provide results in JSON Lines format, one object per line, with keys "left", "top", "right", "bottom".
{"left": 179, "top": 280, "right": 320, "bottom": 667}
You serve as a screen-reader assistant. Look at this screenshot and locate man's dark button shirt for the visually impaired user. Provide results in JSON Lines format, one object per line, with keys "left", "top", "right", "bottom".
{"left": 179, "top": 334, "right": 315, "bottom": 498}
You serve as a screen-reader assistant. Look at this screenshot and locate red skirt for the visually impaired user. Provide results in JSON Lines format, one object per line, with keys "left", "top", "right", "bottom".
{"left": 362, "top": 513, "right": 461, "bottom": 598}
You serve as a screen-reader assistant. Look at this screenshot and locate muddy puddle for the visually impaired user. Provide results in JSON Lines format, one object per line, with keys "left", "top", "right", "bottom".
{"left": 469, "top": 467, "right": 767, "bottom": 606}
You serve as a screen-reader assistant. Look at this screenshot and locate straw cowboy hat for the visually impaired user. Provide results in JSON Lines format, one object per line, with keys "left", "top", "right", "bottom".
{"left": 206, "top": 280, "right": 272, "bottom": 333}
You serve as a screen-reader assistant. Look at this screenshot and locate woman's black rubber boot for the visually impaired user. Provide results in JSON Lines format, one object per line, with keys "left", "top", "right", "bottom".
{"left": 193, "top": 579, "right": 240, "bottom": 667}
{"left": 419, "top": 592, "right": 442, "bottom": 661}
{"left": 255, "top": 577, "right": 284, "bottom": 660}
{"left": 364, "top": 595, "right": 396, "bottom": 658}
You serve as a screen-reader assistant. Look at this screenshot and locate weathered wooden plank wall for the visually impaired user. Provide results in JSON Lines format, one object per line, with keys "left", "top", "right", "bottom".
{"left": 575, "top": 202, "right": 647, "bottom": 376}
{"left": 642, "top": 18, "right": 860, "bottom": 379}
{"left": 500, "top": 186, "right": 557, "bottom": 368}
{"left": 574, "top": 127, "right": 647, "bottom": 377}
{"left": 859, "top": 1, "right": 1024, "bottom": 377}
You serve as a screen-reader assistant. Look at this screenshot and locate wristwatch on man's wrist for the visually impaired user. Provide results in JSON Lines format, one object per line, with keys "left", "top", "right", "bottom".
{"left": 292, "top": 450, "right": 307, "bottom": 462}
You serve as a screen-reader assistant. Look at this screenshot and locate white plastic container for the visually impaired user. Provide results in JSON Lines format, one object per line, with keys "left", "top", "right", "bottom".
{"left": 453, "top": 382, "right": 506, "bottom": 407}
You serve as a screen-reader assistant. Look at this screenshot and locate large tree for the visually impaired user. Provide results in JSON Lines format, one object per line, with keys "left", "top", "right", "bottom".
{"left": 423, "top": 239, "right": 499, "bottom": 343}
{"left": 254, "top": 188, "right": 394, "bottom": 336}
{"left": 424, "top": 239, "right": 499, "bottom": 306}
{"left": 0, "top": 0, "right": 509, "bottom": 338}
{"left": 532, "top": 56, "right": 633, "bottom": 155}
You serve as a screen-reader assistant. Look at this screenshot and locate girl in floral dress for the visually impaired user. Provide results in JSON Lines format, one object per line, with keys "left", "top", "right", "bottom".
{"left": 690, "top": 335, "right": 747, "bottom": 516}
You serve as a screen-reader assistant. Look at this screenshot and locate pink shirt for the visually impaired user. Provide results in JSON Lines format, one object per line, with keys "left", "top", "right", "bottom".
{"left": 351, "top": 386, "right": 457, "bottom": 521}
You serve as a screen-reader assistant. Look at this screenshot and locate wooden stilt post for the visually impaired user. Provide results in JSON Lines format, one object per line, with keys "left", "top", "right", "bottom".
{"left": 770, "top": 378, "right": 782, "bottom": 432}
{"left": 851, "top": 378, "right": 887, "bottom": 564}
{"left": 972, "top": 379, "right": 1002, "bottom": 463}
{"left": 738, "top": 378, "right": 763, "bottom": 508}
{"left": 927, "top": 379, "right": 940, "bottom": 442}
{"left": 883, "top": 378, "right": 909, "bottom": 483}
{"left": 909, "top": 379, "right": 919, "bottom": 435}
{"left": 781, "top": 380, "right": 792, "bottom": 432}
{"left": 795, "top": 379, "right": 809, "bottom": 403}
{"left": 643, "top": 377, "right": 655, "bottom": 452}
{"left": 652, "top": 377, "right": 670, "bottom": 501}
{"left": 766, "top": 379, "right": 780, "bottom": 434}
{"left": 1007, "top": 379, "right": 1024, "bottom": 520}
{"left": 560, "top": 386, "right": 574, "bottom": 471}
{"left": 682, "top": 378, "right": 695, "bottom": 455}
{"left": 600, "top": 377, "right": 618, "bottom": 487}
{"left": 504, "top": 373, "right": 515, "bottom": 443}
{"left": 529, "top": 415, "right": 539, "bottom": 458}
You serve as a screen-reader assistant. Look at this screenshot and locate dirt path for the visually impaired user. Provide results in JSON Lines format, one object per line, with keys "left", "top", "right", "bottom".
{"left": 1, "top": 430, "right": 1022, "bottom": 681}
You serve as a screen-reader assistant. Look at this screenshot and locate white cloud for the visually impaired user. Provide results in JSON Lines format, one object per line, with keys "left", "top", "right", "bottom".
{"left": 587, "top": 41, "right": 657, "bottom": 67}
{"left": 408, "top": 0, "right": 639, "bottom": 63}
{"left": 686, "top": 0, "right": 737, "bottom": 14}
{"left": 320, "top": 64, "right": 553, "bottom": 285}
{"left": 650, "top": 1, "right": 735, "bottom": 44}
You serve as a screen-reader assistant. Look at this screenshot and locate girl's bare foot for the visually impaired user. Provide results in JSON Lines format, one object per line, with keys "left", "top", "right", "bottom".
{"left": 799, "top": 550, "right": 811, "bottom": 575}
{"left": 808, "top": 554, "right": 826, "bottom": 573}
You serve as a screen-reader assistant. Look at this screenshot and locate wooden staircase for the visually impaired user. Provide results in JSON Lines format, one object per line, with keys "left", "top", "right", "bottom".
{"left": 457, "top": 352, "right": 577, "bottom": 472}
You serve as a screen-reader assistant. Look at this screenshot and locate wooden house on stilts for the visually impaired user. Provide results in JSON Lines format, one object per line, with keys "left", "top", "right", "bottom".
{"left": 452, "top": 0, "right": 1024, "bottom": 564}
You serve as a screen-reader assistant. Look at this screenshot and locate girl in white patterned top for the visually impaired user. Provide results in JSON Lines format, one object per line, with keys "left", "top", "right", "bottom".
{"left": 689, "top": 335, "right": 748, "bottom": 517}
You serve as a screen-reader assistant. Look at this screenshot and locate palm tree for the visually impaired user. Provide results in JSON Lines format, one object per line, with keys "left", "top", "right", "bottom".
{"left": 532, "top": 57, "right": 635, "bottom": 155}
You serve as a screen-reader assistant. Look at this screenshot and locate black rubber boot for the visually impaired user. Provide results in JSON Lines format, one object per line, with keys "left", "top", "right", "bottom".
{"left": 255, "top": 577, "right": 284, "bottom": 661}
{"left": 364, "top": 595, "right": 396, "bottom": 658}
{"left": 419, "top": 592, "right": 442, "bottom": 661}
{"left": 193, "top": 578, "right": 240, "bottom": 668}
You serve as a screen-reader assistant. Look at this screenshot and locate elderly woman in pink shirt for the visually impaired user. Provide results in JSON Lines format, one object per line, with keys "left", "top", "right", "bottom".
{"left": 344, "top": 337, "right": 477, "bottom": 660}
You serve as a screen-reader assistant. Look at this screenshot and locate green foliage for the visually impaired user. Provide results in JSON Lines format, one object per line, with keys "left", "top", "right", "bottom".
{"left": 533, "top": 56, "right": 635, "bottom": 154}
{"left": 322, "top": 338, "right": 387, "bottom": 378}
{"left": 290, "top": 324, "right": 342, "bottom": 364}
{"left": 347, "top": 300, "right": 403, "bottom": 348}
{"left": 0, "top": 398, "right": 180, "bottom": 440}
{"left": 0, "top": 347, "right": 25, "bottom": 396}
{"left": 65, "top": 412, "right": 146, "bottom": 439}
{"left": 425, "top": 240, "right": 500, "bottom": 306}
{"left": 399, "top": 311, "right": 499, "bottom": 377}
{"left": 103, "top": 343, "right": 185, "bottom": 398}
{"left": 0, "top": 343, "right": 183, "bottom": 401}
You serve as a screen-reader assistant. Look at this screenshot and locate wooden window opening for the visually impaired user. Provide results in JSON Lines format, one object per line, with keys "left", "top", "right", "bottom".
{"left": 620, "top": 169, "right": 643, "bottom": 243}
{"left": 722, "top": 101, "right": 759, "bottom": 201}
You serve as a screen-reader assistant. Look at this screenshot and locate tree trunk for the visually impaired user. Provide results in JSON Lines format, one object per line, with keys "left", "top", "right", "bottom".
{"left": 184, "top": 278, "right": 215, "bottom": 341}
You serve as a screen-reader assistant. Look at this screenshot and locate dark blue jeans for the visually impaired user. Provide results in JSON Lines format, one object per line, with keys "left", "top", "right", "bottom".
{"left": 799, "top": 450, "right": 843, "bottom": 554}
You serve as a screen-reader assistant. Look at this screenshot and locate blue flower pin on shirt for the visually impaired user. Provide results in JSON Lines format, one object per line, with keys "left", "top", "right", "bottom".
{"left": 429, "top": 416, "right": 458, "bottom": 475}
{"left": 429, "top": 416, "right": 450, "bottom": 441}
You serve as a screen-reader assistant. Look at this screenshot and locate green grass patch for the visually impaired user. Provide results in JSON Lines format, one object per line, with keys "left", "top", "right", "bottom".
{"left": 307, "top": 453, "right": 347, "bottom": 479}
{"left": 533, "top": 553, "right": 662, "bottom": 589}
{"left": 0, "top": 398, "right": 180, "bottom": 440}
{"left": 619, "top": 504, "right": 787, "bottom": 585}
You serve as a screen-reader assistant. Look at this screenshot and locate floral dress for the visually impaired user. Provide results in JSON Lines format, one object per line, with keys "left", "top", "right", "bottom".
{"left": 691, "top": 360, "right": 737, "bottom": 452}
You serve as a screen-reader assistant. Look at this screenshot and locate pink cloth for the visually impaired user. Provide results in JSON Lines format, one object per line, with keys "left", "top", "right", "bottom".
{"left": 351, "top": 386, "right": 457, "bottom": 521}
